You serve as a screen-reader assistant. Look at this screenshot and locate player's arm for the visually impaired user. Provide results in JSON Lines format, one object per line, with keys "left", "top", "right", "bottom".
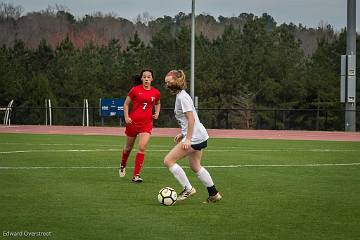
{"left": 153, "top": 99, "right": 161, "bottom": 119}
{"left": 174, "top": 133, "right": 183, "bottom": 143}
{"left": 123, "top": 96, "right": 132, "bottom": 124}
{"left": 183, "top": 111, "right": 195, "bottom": 150}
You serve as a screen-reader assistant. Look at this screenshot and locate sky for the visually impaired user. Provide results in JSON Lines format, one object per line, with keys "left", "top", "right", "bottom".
{"left": 7, "top": 0, "right": 360, "bottom": 31}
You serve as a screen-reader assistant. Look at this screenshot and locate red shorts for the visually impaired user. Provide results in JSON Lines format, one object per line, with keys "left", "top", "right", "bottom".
{"left": 125, "top": 122, "right": 153, "bottom": 137}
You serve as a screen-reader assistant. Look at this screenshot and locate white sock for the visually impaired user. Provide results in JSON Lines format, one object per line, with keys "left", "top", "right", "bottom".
{"left": 169, "top": 163, "right": 192, "bottom": 190}
{"left": 196, "top": 167, "right": 214, "bottom": 187}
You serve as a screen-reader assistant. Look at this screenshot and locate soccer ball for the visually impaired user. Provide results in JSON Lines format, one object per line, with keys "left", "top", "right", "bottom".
{"left": 158, "top": 187, "right": 177, "bottom": 206}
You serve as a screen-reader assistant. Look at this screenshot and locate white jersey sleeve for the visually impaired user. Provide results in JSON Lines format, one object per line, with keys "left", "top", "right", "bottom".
{"left": 174, "top": 90, "right": 209, "bottom": 144}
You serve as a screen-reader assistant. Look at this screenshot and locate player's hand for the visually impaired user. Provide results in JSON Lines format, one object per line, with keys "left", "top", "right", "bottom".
{"left": 182, "top": 139, "right": 191, "bottom": 150}
{"left": 153, "top": 112, "right": 159, "bottom": 119}
{"left": 174, "top": 134, "right": 183, "bottom": 143}
{"left": 125, "top": 117, "right": 133, "bottom": 124}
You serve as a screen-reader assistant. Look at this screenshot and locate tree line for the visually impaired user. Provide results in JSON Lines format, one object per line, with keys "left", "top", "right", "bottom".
{"left": 0, "top": 6, "right": 359, "bottom": 130}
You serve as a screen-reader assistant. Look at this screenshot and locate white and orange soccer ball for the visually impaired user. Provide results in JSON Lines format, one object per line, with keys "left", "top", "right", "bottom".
{"left": 157, "top": 187, "right": 177, "bottom": 206}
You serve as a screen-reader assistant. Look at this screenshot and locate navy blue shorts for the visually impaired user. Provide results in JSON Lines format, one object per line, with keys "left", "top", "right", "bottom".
{"left": 191, "top": 140, "right": 208, "bottom": 151}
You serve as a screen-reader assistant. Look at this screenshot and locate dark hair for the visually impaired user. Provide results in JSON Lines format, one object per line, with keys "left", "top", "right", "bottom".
{"left": 132, "top": 74, "right": 142, "bottom": 85}
{"left": 140, "top": 69, "right": 154, "bottom": 79}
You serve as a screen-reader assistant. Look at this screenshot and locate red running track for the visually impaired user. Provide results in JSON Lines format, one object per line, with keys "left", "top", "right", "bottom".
{"left": 1, "top": 125, "right": 360, "bottom": 142}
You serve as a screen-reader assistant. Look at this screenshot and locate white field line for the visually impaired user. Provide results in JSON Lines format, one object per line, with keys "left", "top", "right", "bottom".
{"left": 0, "top": 143, "right": 312, "bottom": 148}
{"left": 1, "top": 148, "right": 359, "bottom": 169}
{"left": 0, "top": 148, "right": 358, "bottom": 154}
{"left": 0, "top": 163, "right": 360, "bottom": 170}
{"left": 0, "top": 143, "right": 359, "bottom": 151}
{"left": 0, "top": 149, "right": 121, "bottom": 154}
{"left": 0, "top": 143, "right": 170, "bottom": 147}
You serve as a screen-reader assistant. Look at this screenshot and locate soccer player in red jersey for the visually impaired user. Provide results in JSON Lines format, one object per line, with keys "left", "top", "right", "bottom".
{"left": 119, "top": 69, "right": 161, "bottom": 182}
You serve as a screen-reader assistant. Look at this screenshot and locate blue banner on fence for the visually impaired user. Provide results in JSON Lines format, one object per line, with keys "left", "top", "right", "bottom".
{"left": 100, "top": 98, "right": 124, "bottom": 117}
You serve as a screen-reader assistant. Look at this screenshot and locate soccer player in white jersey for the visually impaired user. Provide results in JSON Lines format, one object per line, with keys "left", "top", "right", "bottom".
{"left": 163, "top": 69, "right": 222, "bottom": 203}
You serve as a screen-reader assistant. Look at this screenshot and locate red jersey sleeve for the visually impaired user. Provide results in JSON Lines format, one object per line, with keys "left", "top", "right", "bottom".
{"left": 127, "top": 87, "right": 136, "bottom": 100}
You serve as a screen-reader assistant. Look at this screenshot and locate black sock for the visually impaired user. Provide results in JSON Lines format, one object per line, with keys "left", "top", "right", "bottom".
{"left": 207, "top": 185, "right": 218, "bottom": 196}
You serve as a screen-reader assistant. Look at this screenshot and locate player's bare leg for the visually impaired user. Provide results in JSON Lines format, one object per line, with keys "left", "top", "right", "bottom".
{"left": 132, "top": 132, "right": 151, "bottom": 182}
{"left": 119, "top": 136, "right": 136, "bottom": 177}
{"left": 188, "top": 149, "right": 222, "bottom": 203}
{"left": 164, "top": 143, "right": 196, "bottom": 200}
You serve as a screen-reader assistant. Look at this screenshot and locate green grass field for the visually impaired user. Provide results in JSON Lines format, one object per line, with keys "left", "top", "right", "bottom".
{"left": 0, "top": 133, "right": 360, "bottom": 240}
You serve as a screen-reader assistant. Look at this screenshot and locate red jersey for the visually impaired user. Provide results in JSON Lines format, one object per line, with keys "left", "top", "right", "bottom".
{"left": 127, "top": 85, "right": 160, "bottom": 125}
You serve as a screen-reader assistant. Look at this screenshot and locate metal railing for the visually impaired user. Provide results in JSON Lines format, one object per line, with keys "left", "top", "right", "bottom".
{"left": 2, "top": 106, "right": 359, "bottom": 131}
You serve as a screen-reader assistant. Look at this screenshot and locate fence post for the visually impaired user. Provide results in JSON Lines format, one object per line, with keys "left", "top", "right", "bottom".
{"left": 282, "top": 110, "right": 286, "bottom": 130}
{"left": 325, "top": 110, "right": 328, "bottom": 130}
{"left": 83, "top": 99, "right": 89, "bottom": 127}
{"left": 316, "top": 109, "right": 320, "bottom": 131}
{"left": 92, "top": 107, "right": 95, "bottom": 126}
{"left": 226, "top": 109, "right": 229, "bottom": 129}
{"left": 50, "top": 99, "right": 52, "bottom": 126}
{"left": 273, "top": 109, "right": 277, "bottom": 129}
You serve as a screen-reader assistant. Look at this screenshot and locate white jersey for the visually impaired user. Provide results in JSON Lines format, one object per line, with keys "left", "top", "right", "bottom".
{"left": 174, "top": 90, "right": 209, "bottom": 144}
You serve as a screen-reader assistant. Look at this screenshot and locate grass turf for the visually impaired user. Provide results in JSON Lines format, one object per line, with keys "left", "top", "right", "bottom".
{"left": 0, "top": 133, "right": 359, "bottom": 240}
